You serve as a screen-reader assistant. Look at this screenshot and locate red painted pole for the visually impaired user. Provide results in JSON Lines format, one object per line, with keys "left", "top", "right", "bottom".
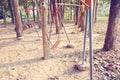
{"left": 87, "top": 0, "right": 91, "bottom": 6}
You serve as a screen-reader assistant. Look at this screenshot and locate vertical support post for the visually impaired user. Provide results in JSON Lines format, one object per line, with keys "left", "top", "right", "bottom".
{"left": 41, "top": 4, "right": 49, "bottom": 59}
{"left": 89, "top": 6, "right": 93, "bottom": 80}
{"left": 82, "top": 9, "right": 88, "bottom": 65}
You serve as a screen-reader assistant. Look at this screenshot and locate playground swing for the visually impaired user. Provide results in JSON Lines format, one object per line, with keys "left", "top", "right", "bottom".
{"left": 22, "top": 22, "right": 34, "bottom": 30}
{"left": 21, "top": 7, "right": 41, "bottom": 40}
{"left": 41, "top": 1, "right": 93, "bottom": 80}
{"left": 49, "top": 4, "right": 73, "bottom": 50}
{"left": 55, "top": 1, "right": 93, "bottom": 80}
{"left": 43, "top": 25, "right": 60, "bottom": 51}
{"left": 56, "top": 4, "right": 71, "bottom": 44}
{"left": 55, "top": 1, "right": 89, "bottom": 64}
{"left": 47, "top": 16, "right": 61, "bottom": 50}
{"left": 50, "top": 34, "right": 61, "bottom": 50}
{"left": 20, "top": 20, "right": 41, "bottom": 40}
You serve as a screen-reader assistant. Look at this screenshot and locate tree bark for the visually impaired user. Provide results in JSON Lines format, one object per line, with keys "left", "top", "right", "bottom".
{"left": 3, "top": 8, "right": 7, "bottom": 27}
{"left": 70, "top": 0, "right": 73, "bottom": 20}
{"left": 60, "top": 0, "right": 64, "bottom": 20}
{"left": 12, "top": 0, "right": 23, "bottom": 38}
{"left": 75, "top": 6, "right": 79, "bottom": 25}
{"left": 78, "top": 5, "right": 86, "bottom": 31}
{"left": 8, "top": 0, "right": 14, "bottom": 24}
{"left": 34, "top": 0, "right": 42, "bottom": 29}
{"left": 20, "top": 10, "right": 23, "bottom": 23}
{"left": 103, "top": 0, "right": 120, "bottom": 51}
{"left": 32, "top": 0, "right": 36, "bottom": 22}
{"left": 93, "top": 0, "right": 98, "bottom": 23}
{"left": 52, "top": 0, "right": 60, "bottom": 34}
{"left": 48, "top": 0, "right": 50, "bottom": 24}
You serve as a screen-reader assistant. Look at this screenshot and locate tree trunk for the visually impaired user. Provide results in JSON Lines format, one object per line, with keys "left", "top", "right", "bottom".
{"left": 103, "top": 0, "right": 120, "bottom": 51}
{"left": 12, "top": 0, "right": 23, "bottom": 38}
{"left": 60, "top": 0, "right": 64, "bottom": 20}
{"left": 78, "top": 5, "right": 86, "bottom": 31}
{"left": 34, "top": 0, "right": 42, "bottom": 29}
{"left": 32, "top": 0, "right": 36, "bottom": 22}
{"left": 57, "top": 0, "right": 63, "bottom": 29}
{"left": 3, "top": 8, "right": 7, "bottom": 27}
{"left": 70, "top": 0, "right": 72, "bottom": 20}
{"left": 95, "top": 0, "right": 98, "bottom": 23}
{"left": 8, "top": 0, "right": 14, "bottom": 24}
{"left": 20, "top": 10, "right": 23, "bottom": 23}
{"left": 75, "top": 6, "right": 79, "bottom": 25}
{"left": 93, "top": 0, "right": 98, "bottom": 23}
{"left": 52, "top": 0, "right": 60, "bottom": 34}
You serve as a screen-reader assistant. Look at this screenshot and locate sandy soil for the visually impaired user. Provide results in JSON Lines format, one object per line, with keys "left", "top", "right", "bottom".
{"left": 0, "top": 18, "right": 120, "bottom": 80}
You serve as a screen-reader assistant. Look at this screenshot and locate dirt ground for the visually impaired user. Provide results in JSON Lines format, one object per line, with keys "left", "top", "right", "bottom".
{"left": 0, "top": 18, "right": 120, "bottom": 80}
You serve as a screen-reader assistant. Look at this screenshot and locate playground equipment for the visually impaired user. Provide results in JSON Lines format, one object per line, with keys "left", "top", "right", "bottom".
{"left": 47, "top": 20, "right": 61, "bottom": 50}
{"left": 17, "top": 21, "right": 41, "bottom": 40}
{"left": 54, "top": 0, "right": 93, "bottom": 80}
{"left": 22, "top": 22, "right": 34, "bottom": 30}
{"left": 48, "top": 2, "right": 71, "bottom": 50}
{"left": 40, "top": 0, "right": 93, "bottom": 80}
{"left": 77, "top": 1, "right": 93, "bottom": 80}
{"left": 20, "top": 7, "right": 41, "bottom": 40}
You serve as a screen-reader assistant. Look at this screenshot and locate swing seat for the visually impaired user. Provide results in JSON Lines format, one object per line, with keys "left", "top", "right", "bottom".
{"left": 23, "top": 25, "right": 28, "bottom": 30}
{"left": 51, "top": 40, "right": 61, "bottom": 50}
{"left": 23, "top": 22, "right": 34, "bottom": 30}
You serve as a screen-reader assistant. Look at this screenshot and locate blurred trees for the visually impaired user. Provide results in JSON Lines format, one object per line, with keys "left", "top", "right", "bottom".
{"left": 0, "top": 0, "right": 8, "bottom": 27}
{"left": 0, "top": 0, "right": 112, "bottom": 24}
{"left": 1, "top": 0, "right": 119, "bottom": 44}
{"left": 8, "top": 0, "right": 14, "bottom": 23}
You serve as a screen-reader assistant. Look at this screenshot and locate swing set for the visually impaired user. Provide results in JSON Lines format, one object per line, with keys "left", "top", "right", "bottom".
{"left": 49, "top": 3, "right": 71, "bottom": 50}
{"left": 35, "top": 0, "right": 93, "bottom": 79}
{"left": 43, "top": 0, "right": 93, "bottom": 80}
{"left": 49, "top": 0, "right": 91, "bottom": 49}
{"left": 19, "top": 7, "right": 42, "bottom": 40}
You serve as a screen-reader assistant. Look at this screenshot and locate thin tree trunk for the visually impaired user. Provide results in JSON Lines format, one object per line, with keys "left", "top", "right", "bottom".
{"left": 78, "top": 5, "right": 86, "bottom": 31}
{"left": 70, "top": 0, "right": 73, "bottom": 20}
{"left": 52, "top": 0, "right": 60, "bottom": 34}
{"left": 93, "top": 0, "right": 98, "bottom": 23}
{"left": 34, "top": 0, "right": 42, "bottom": 29}
{"left": 57, "top": 0, "right": 63, "bottom": 29}
{"left": 32, "top": 0, "right": 36, "bottom": 22}
{"left": 75, "top": 6, "right": 79, "bottom": 25}
{"left": 103, "top": 0, "right": 120, "bottom": 51}
{"left": 61, "top": 0, "right": 64, "bottom": 20}
{"left": 3, "top": 8, "right": 7, "bottom": 27}
{"left": 20, "top": 10, "right": 23, "bottom": 23}
{"left": 48, "top": 0, "right": 50, "bottom": 24}
{"left": 95, "top": 0, "right": 98, "bottom": 23}
{"left": 8, "top": 0, "right": 14, "bottom": 24}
